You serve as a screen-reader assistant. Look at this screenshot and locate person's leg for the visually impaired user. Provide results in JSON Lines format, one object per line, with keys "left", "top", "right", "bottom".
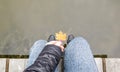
{"left": 26, "top": 40, "right": 59, "bottom": 72}
{"left": 64, "top": 37, "right": 98, "bottom": 72}
{"left": 26, "top": 40, "right": 47, "bottom": 67}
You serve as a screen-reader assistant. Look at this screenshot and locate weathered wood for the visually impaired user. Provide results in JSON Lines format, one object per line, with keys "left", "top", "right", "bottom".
{"left": 106, "top": 58, "right": 120, "bottom": 72}
{"left": 9, "top": 59, "right": 27, "bottom": 72}
{"left": 24, "top": 59, "right": 28, "bottom": 69}
{"left": 95, "top": 58, "right": 103, "bottom": 72}
{"left": 0, "top": 59, "right": 6, "bottom": 72}
{"left": 0, "top": 58, "right": 120, "bottom": 72}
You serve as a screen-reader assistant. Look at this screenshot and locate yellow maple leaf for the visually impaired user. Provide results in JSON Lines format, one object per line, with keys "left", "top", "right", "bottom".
{"left": 55, "top": 31, "right": 67, "bottom": 41}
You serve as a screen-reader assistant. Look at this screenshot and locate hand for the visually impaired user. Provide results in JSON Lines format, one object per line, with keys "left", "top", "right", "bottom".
{"left": 46, "top": 41, "right": 64, "bottom": 52}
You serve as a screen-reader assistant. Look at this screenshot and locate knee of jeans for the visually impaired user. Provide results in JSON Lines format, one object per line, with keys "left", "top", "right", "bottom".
{"left": 66, "top": 37, "right": 90, "bottom": 51}
{"left": 73, "top": 37, "right": 86, "bottom": 41}
{"left": 70, "top": 37, "right": 88, "bottom": 44}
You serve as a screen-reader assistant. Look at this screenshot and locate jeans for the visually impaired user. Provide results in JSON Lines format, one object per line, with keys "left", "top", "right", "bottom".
{"left": 26, "top": 37, "right": 98, "bottom": 72}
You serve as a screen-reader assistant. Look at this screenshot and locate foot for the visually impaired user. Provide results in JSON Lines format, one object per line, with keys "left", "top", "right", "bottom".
{"left": 47, "top": 35, "right": 56, "bottom": 42}
{"left": 67, "top": 34, "right": 74, "bottom": 44}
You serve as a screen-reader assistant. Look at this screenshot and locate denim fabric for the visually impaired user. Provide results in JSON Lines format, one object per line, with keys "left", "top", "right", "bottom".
{"left": 26, "top": 40, "right": 47, "bottom": 67}
{"left": 26, "top": 37, "right": 98, "bottom": 72}
{"left": 64, "top": 37, "right": 98, "bottom": 72}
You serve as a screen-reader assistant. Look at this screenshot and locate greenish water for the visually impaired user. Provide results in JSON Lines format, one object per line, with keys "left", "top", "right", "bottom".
{"left": 0, "top": 0, "right": 120, "bottom": 57}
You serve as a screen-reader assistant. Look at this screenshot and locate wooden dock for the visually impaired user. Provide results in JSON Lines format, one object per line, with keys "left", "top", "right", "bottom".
{"left": 0, "top": 58, "right": 120, "bottom": 72}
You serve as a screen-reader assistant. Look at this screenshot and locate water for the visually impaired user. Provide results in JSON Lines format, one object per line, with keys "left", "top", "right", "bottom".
{"left": 0, "top": 0, "right": 120, "bottom": 57}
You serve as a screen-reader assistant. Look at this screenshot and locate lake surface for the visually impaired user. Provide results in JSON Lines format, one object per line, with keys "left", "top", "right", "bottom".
{"left": 0, "top": 0, "right": 120, "bottom": 57}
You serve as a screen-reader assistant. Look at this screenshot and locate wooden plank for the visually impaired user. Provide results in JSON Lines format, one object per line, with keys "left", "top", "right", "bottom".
{"left": 24, "top": 59, "right": 28, "bottom": 68}
{"left": 1, "top": 58, "right": 119, "bottom": 72}
{"left": 95, "top": 58, "right": 103, "bottom": 72}
{"left": 106, "top": 58, "right": 120, "bottom": 72}
{"left": 0, "top": 59, "right": 6, "bottom": 72}
{"left": 9, "top": 59, "right": 27, "bottom": 72}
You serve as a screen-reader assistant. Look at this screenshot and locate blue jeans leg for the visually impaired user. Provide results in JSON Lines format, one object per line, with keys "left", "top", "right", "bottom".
{"left": 26, "top": 40, "right": 59, "bottom": 72}
{"left": 64, "top": 37, "right": 98, "bottom": 72}
{"left": 26, "top": 40, "right": 47, "bottom": 67}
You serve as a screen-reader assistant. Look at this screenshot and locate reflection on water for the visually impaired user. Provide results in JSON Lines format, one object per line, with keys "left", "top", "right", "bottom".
{"left": 0, "top": 0, "right": 120, "bottom": 57}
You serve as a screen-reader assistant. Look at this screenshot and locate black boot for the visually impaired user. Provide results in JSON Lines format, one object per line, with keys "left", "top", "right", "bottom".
{"left": 47, "top": 35, "right": 55, "bottom": 42}
{"left": 67, "top": 34, "right": 74, "bottom": 44}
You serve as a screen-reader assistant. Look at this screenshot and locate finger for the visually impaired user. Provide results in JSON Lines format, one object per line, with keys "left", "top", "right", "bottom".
{"left": 60, "top": 46, "right": 64, "bottom": 52}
